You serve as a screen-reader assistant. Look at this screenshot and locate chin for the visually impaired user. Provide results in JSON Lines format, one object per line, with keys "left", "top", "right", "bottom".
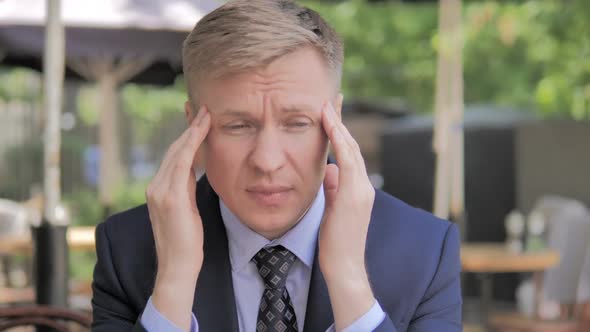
{"left": 243, "top": 212, "right": 300, "bottom": 239}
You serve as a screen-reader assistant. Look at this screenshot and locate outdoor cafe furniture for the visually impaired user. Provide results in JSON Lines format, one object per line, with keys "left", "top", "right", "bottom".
{"left": 0, "top": 198, "right": 33, "bottom": 287}
{"left": 0, "top": 226, "right": 95, "bottom": 255}
{"left": 0, "top": 305, "right": 91, "bottom": 331}
{"left": 460, "top": 243, "right": 559, "bottom": 330}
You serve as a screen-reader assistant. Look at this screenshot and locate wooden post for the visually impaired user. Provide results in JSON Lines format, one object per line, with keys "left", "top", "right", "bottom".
{"left": 68, "top": 57, "right": 153, "bottom": 219}
{"left": 42, "top": 0, "right": 65, "bottom": 226}
{"left": 36, "top": 0, "right": 69, "bottom": 318}
{"left": 433, "top": 0, "right": 465, "bottom": 239}
{"left": 98, "top": 67, "right": 124, "bottom": 216}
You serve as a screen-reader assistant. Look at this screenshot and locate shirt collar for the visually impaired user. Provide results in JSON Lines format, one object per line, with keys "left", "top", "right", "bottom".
{"left": 220, "top": 185, "right": 325, "bottom": 271}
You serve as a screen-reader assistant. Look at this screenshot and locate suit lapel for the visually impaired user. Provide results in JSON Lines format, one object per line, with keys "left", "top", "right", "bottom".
{"left": 303, "top": 157, "right": 336, "bottom": 332}
{"left": 193, "top": 176, "right": 239, "bottom": 332}
{"left": 303, "top": 244, "right": 333, "bottom": 332}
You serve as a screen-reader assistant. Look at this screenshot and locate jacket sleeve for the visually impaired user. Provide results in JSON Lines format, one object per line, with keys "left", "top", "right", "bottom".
{"left": 406, "top": 223, "right": 463, "bottom": 331}
{"left": 91, "top": 221, "right": 147, "bottom": 332}
{"left": 365, "top": 223, "right": 462, "bottom": 332}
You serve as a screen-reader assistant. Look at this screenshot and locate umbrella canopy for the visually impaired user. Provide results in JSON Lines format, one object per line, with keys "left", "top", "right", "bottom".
{"left": 0, "top": 0, "right": 220, "bottom": 84}
{"left": 0, "top": 0, "right": 220, "bottom": 216}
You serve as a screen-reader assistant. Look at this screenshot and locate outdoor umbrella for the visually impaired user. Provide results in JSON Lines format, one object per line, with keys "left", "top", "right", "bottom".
{"left": 0, "top": 0, "right": 219, "bottom": 308}
{"left": 0, "top": 0, "right": 219, "bottom": 216}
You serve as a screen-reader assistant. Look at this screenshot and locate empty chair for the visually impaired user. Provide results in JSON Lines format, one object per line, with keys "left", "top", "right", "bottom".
{"left": 0, "top": 199, "right": 30, "bottom": 239}
{"left": 543, "top": 209, "right": 590, "bottom": 307}
{"left": 0, "top": 198, "right": 33, "bottom": 290}
{"left": 531, "top": 195, "right": 587, "bottom": 228}
{"left": 490, "top": 202, "right": 590, "bottom": 332}
{"left": 579, "top": 245, "right": 590, "bottom": 304}
{"left": 578, "top": 245, "right": 590, "bottom": 330}
{"left": 0, "top": 305, "right": 91, "bottom": 331}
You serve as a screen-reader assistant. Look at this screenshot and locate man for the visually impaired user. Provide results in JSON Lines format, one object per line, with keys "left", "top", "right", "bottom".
{"left": 91, "top": 1, "right": 462, "bottom": 331}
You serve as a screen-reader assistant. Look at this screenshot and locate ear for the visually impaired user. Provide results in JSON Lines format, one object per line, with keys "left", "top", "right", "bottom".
{"left": 184, "top": 100, "right": 196, "bottom": 126}
{"left": 333, "top": 93, "right": 343, "bottom": 120}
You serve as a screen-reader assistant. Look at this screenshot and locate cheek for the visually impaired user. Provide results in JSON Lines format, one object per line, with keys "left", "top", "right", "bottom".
{"left": 284, "top": 128, "right": 328, "bottom": 170}
{"left": 203, "top": 131, "right": 246, "bottom": 180}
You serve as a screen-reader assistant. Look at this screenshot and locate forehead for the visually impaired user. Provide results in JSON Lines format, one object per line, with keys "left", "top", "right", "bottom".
{"left": 198, "top": 47, "right": 335, "bottom": 111}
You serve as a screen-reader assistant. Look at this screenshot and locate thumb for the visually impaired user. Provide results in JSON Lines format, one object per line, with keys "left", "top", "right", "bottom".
{"left": 323, "top": 163, "right": 339, "bottom": 208}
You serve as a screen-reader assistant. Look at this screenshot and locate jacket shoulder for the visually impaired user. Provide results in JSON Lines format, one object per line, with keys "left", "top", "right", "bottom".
{"left": 94, "top": 203, "right": 156, "bottom": 312}
{"left": 368, "top": 189, "right": 461, "bottom": 327}
{"left": 371, "top": 189, "right": 455, "bottom": 242}
{"left": 99, "top": 203, "right": 151, "bottom": 233}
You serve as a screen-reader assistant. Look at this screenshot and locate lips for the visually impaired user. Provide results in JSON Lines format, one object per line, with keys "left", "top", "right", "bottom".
{"left": 246, "top": 185, "right": 293, "bottom": 206}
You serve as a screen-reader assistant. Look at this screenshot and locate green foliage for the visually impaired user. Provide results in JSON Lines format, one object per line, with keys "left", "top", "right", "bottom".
{"left": 305, "top": 0, "right": 590, "bottom": 118}
{"left": 63, "top": 190, "right": 104, "bottom": 226}
{"left": 461, "top": 0, "right": 590, "bottom": 118}
{"left": 62, "top": 179, "right": 148, "bottom": 227}
{"left": 76, "top": 85, "right": 100, "bottom": 126}
{"left": 0, "top": 134, "right": 86, "bottom": 200}
{"left": 70, "top": 251, "right": 97, "bottom": 281}
{"left": 112, "top": 180, "right": 150, "bottom": 212}
{"left": 121, "top": 77, "right": 188, "bottom": 142}
{"left": 0, "top": 68, "right": 41, "bottom": 102}
{"left": 305, "top": 0, "right": 439, "bottom": 112}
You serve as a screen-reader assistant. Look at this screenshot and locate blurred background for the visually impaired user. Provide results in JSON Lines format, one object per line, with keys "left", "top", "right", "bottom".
{"left": 1, "top": 0, "right": 590, "bottom": 331}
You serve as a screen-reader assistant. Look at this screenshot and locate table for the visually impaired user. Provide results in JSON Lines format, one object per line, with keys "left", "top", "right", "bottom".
{"left": 1, "top": 234, "right": 561, "bottom": 322}
{"left": 462, "top": 243, "right": 559, "bottom": 273}
{"left": 461, "top": 243, "right": 560, "bottom": 329}
{"left": 0, "top": 226, "right": 96, "bottom": 255}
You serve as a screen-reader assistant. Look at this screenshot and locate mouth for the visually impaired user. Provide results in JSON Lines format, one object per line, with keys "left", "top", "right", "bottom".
{"left": 246, "top": 185, "right": 293, "bottom": 206}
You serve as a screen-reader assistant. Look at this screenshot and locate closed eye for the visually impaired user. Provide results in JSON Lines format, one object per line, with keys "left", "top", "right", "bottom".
{"left": 284, "top": 118, "right": 313, "bottom": 132}
{"left": 287, "top": 121, "right": 310, "bottom": 128}
{"left": 227, "top": 123, "right": 252, "bottom": 130}
{"left": 222, "top": 121, "right": 257, "bottom": 135}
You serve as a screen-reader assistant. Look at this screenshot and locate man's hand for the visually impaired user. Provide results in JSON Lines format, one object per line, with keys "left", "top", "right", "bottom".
{"left": 319, "top": 101, "right": 376, "bottom": 331}
{"left": 145, "top": 106, "right": 210, "bottom": 331}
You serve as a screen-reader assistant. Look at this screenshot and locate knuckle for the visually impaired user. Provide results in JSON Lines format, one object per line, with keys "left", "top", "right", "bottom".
{"left": 168, "top": 140, "right": 180, "bottom": 153}
{"left": 351, "top": 139, "right": 361, "bottom": 153}
{"left": 145, "top": 185, "right": 155, "bottom": 199}
{"left": 174, "top": 159, "right": 190, "bottom": 172}
{"left": 162, "top": 196, "right": 176, "bottom": 209}
{"left": 338, "top": 151, "right": 352, "bottom": 165}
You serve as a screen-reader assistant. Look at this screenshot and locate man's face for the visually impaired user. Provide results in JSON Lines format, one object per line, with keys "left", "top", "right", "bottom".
{"left": 186, "top": 47, "right": 342, "bottom": 240}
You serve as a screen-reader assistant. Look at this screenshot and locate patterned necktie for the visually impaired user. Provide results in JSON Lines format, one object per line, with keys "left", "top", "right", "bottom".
{"left": 252, "top": 245, "right": 298, "bottom": 332}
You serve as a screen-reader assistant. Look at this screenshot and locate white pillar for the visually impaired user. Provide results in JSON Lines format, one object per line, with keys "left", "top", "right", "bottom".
{"left": 43, "top": 0, "right": 65, "bottom": 225}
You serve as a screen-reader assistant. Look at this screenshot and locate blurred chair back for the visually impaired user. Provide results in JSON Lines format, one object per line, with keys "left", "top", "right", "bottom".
{"left": 578, "top": 245, "right": 590, "bottom": 303}
{"left": 578, "top": 246, "right": 590, "bottom": 332}
{"left": 532, "top": 195, "right": 587, "bottom": 226}
{"left": 0, "top": 305, "right": 91, "bottom": 331}
{"left": 543, "top": 207, "right": 590, "bottom": 304}
{"left": 0, "top": 199, "right": 30, "bottom": 238}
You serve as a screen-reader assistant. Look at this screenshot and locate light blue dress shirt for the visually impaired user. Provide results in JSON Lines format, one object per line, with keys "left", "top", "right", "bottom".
{"left": 141, "top": 186, "right": 385, "bottom": 331}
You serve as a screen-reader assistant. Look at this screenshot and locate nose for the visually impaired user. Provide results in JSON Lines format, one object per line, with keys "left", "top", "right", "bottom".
{"left": 248, "top": 127, "right": 286, "bottom": 175}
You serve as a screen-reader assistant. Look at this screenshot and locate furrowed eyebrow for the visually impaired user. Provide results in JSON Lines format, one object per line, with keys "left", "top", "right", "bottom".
{"left": 218, "top": 109, "right": 252, "bottom": 117}
{"left": 218, "top": 106, "right": 316, "bottom": 116}
{"left": 281, "top": 105, "right": 315, "bottom": 114}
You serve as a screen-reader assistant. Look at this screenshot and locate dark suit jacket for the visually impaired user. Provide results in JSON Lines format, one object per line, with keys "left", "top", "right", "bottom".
{"left": 91, "top": 175, "right": 462, "bottom": 331}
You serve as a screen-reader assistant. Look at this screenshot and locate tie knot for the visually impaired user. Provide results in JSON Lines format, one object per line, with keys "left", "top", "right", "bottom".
{"left": 252, "top": 245, "right": 296, "bottom": 289}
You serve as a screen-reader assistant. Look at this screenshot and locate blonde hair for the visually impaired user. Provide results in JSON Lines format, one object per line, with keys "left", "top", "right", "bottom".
{"left": 182, "top": 0, "right": 344, "bottom": 104}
